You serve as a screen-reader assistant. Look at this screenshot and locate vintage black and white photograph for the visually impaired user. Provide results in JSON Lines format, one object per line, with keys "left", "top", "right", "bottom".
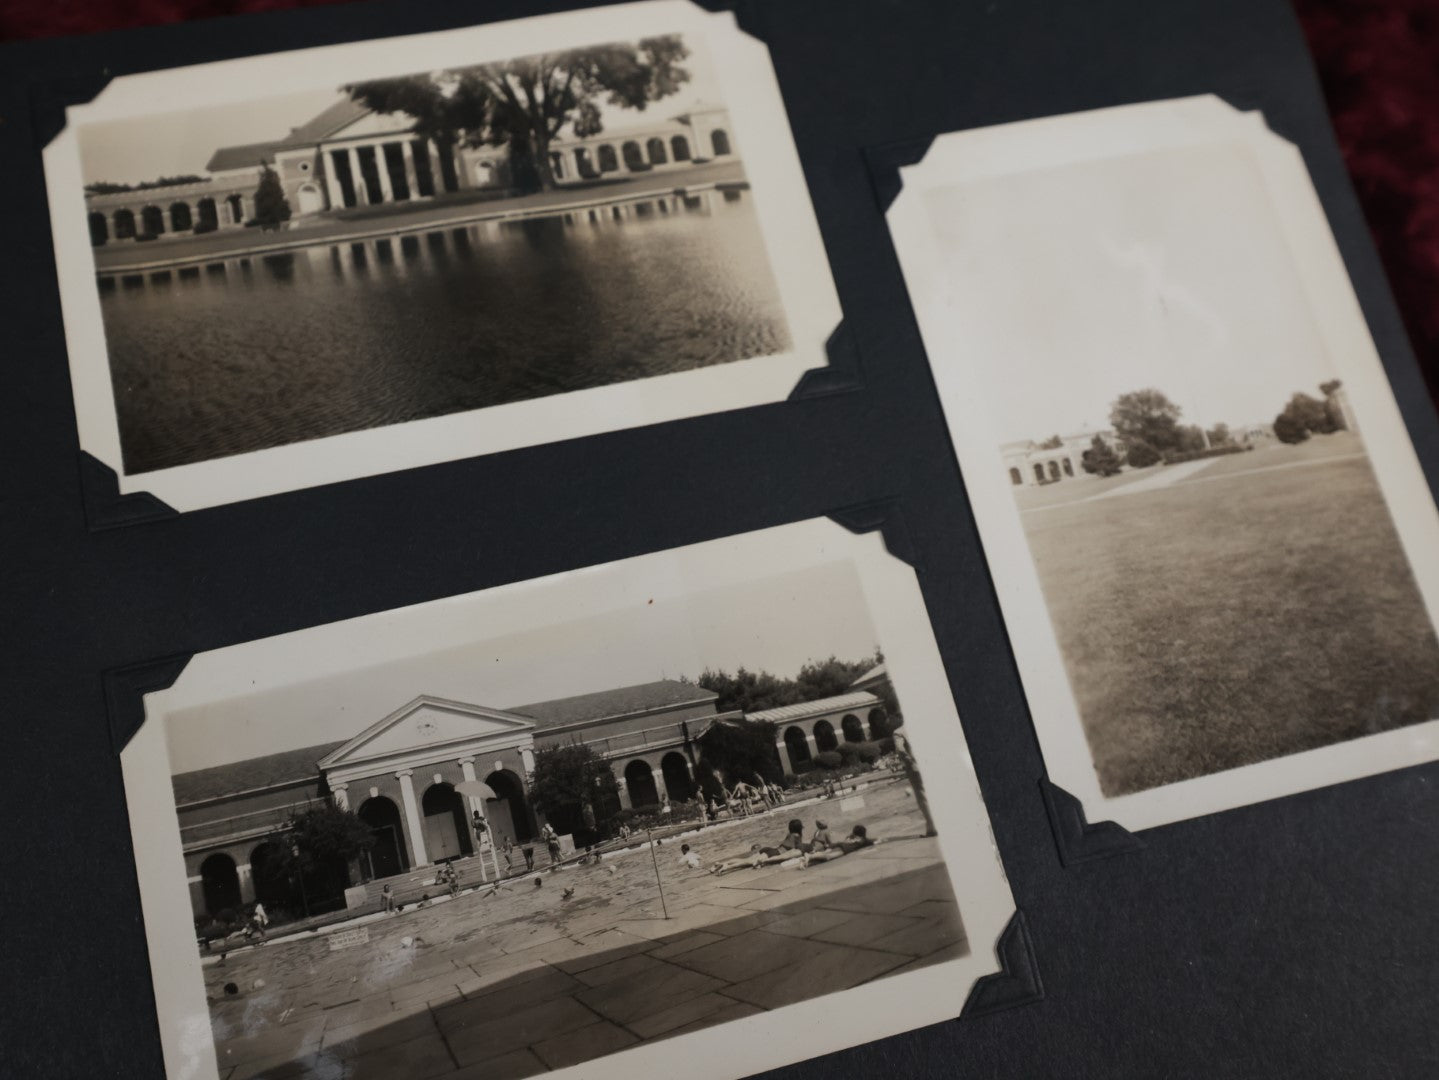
{"left": 888, "top": 97, "right": 1439, "bottom": 829}
{"left": 122, "top": 520, "right": 1012, "bottom": 1080}
{"left": 46, "top": 1, "right": 840, "bottom": 510}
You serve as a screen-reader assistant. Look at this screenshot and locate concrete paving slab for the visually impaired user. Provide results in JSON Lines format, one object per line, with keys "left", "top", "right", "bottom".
{"left": 445, "top": 996, "right": 599, "bottom": 1067}
{"left": 531, "top": 1020, "right": 639, "bottom": 1071}
{"left": 344, "top": 1030, "right": 457, "bottom": 1080}
{"left": 625, "top": 992, "right": 750, "bottom": 1040}
{"left": 574, "top": 961, "right": 723, "bottom": 1026}
{"left": 722, "top": 943, "right": 911, "bottom": 1011}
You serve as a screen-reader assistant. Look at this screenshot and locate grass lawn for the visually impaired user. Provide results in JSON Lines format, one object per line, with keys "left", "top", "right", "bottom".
{"left": 1012, "top": 468, "right": 1155, "bottom": 511}
{"left": 1021, "top": 435, "right": 1439, "bottom": 795}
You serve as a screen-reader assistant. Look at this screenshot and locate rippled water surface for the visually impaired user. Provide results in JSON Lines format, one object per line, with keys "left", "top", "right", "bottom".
{"left": 100, "top": 191, "right": 790, "bottom": 473}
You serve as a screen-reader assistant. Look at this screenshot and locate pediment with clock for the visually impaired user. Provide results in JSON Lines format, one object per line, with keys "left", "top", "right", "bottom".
{"left": 317, "top": 695, "right": 536, "bottom": 774}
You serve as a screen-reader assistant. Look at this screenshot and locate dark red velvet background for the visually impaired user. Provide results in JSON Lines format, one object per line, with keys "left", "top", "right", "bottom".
{"left": 2, "top": 0, "right": 1436, "bottom": 409}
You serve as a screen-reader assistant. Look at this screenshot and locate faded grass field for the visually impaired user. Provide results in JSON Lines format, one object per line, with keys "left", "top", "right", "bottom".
{"left": 1017, "top": 432, "right": 1439, "bottom": 795}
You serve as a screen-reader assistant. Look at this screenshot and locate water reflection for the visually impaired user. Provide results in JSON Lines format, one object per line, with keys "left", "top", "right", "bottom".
{"left": 100, "top": 188, "right": 789, "bottom": 474}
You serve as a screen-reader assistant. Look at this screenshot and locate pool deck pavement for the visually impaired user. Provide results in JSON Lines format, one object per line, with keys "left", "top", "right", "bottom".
{"left": 204, "top": 783, "right": 965, "bottom": 1079}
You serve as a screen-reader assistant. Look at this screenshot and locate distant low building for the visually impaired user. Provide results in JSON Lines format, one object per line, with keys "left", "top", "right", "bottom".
{"left": 1001, "top": 428, "right": 1122, "bottom": 487}
{"left": 85, "top": 98, "right": 738, "bottom": 246}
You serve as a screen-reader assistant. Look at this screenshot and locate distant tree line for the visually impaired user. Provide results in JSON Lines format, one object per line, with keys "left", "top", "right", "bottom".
{"left": 1273, "top": 379, "right": 1348, "bottom": 444}
{"left": 85, "top": 174, "right": 208, "bottom": 195}
{"left": 693, "top": 651, "right": 891, "bottom": 715}
{"left": 1072, "top": 379, "right": 1347, "bottom": 479}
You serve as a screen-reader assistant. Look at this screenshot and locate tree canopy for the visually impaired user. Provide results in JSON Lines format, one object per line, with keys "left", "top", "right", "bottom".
{"left": 696, "top": 652, "right": 883, "bottom": 715}
{"left": 346, "top": 36, "right": 691, "bottom": 193}
{"left": 528, "top": 742, "right": 621, "bottom": 841}
{"left": 1274, "top": 386, "right": 1342, "bottom": 444}
{"left": 1109, "top": 388, "right": 1184, "bottom": 459}
{"left": 1081, "top": 433, "right": 1123, "bottom": 476}
{"left": 696, "top": 716, "right": 781, "bottom": 794}
{"left": 85, "top": 175, "right": 208, "bottom": 195}
{"left": 1036, "top": 434, "right": 1064, "bottom": 450}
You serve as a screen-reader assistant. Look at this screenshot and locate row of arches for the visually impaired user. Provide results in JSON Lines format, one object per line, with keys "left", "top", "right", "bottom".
{"left": 781, "top": 707, "right": 890, "bottom": 768}
{"left": 89, "top": 194, "right": 246, "bottom": 246}
{"left": 1008, "top": 457, "right": 1077, "bottom": 485}
{"left": 565, "top": 129, "right": 730, "bottom": 181}
{"left": 622, "top": 751, "right": 697, "bottom": 807}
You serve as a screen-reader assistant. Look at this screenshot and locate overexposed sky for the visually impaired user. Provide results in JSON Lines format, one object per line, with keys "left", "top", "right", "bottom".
{"left": 924, "top": 142, "right": 1338, "bottom": 445}
{"left": 80, "top": 33, "right": 721, "bottom": 185}
{"left": 166, "top": 561, "right": 879, "bottom": 775}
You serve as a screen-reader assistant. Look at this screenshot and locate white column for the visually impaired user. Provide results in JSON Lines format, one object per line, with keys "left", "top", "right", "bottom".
{"left": 775, "top": 740, "right": 794, "bottom": 775}
{"left": 458, "top": 757, "right": 492, "bottom": 882}
{"left": 401, "top": 141, "right": 420, "bottom": 199}
{"left": 347, "top": 147, "right": 367, "bottom": 205}
{"left": 322, "top": 150, "right": 345, "bottom": 209}
{"left": 653, "top": 767, "right": 670, "bottom": 803}
{"left": 331, "top": 783, "right": 349, "bottom": 811}
{"left": 375, "top": 143, "right": 395, "bottom": 202}
{"left": 237, "top": 864, "right": 256, "bottom": 905}
{"left": 616, "top": 778, "right": 632, "bottom": 810}
{"left": 396, "top": 769, "right": 430, "bottom": 867}
{"left": 520, "top": 747, "right": 536, "bottom": 777}
{"left": 805, "top": 732, "right": 819, "bottom": 758}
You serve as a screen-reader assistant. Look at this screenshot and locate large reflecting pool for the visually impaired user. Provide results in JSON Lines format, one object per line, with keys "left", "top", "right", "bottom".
{"left": 98, "top": 189, "right": 789, "bottom": 473}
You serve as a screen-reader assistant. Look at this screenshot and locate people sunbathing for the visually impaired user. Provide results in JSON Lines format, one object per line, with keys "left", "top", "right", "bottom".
{"left": 794, "top": 824, "right": 881, "bottom": 866}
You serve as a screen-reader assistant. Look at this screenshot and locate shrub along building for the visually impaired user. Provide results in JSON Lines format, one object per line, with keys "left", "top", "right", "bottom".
{"left": 85, "top": 95, "right": 738, "bottom": 246}
{"left": 179, "top": 670, "right": 898, "bottom": 921}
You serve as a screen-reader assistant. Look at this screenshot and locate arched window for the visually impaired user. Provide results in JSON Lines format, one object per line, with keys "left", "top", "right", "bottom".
{"left": 88, "top": 212, "right": 109, "bottom": 246}
{"left": 169, "top": 202, "right": 193, "bottom": 232}
{"left": 624, "top": 759, "right": 660, "bottom": 806}
{"left": 813, "top": 719, "right": 839, "bottom": 753}
{"left": 598, "top": 144, "right": 619, "bottom": 172}
{"left": 112, "top": 209, "right": 136, "bottom": 240}
{"left": 549, "top": 151, "right": 566, "bottom": 180}
{"left": 660, "top": 752, "right": 695, "bottom": 801}
{"left": 141, "top": 205, "right": 165, "bottom": 237}
{"left": 1048, "top": 460, "right": 1061, "bottom": 481}
{"left": 671, "top": 135, "right": 691, "bottom": 162}
{"left": 622, "top": 141, "right": 645, "bottom": 171}
{"left": 421, "top": 781, "right": 474, "bottom": 860}
{"left": 1009, "top": 467, "right": 1023, "bottom": 485}
{"left": 868, "top": 707, "right": 891, "bottom": 740}
{"left": 711, "top": 129, "right": 731, "bottom": 156}
{"left": 1062, "top": 457, "right": 1074, "bottom": 477}
{"left": 484, "top": 769, "right": 534, "bottom": 843}
{"left": 784, "top": 726, "right": 812, "bottom": 768}
{"left": 199, "top": 852, "right": 241, "bottom": 916}
{"left": 358, "top": 796, "right": 409, "bottom": 878}
{"left": 225, "top": 194, "right": 245, "bottom": 225}
{"left": 646, "top": 137, "right": 668, "bottom": 165}
{"left": 1033, "top": 463, "right": 1045, "bottom": 483}
{"left": 249, "top": 841, "right": 294, "bottom": 908}
{"left": 841, "top": 714, "right": 866, "bottom": 743}
{"left": 196, "top": 198, "right": 218, "bottom": 231}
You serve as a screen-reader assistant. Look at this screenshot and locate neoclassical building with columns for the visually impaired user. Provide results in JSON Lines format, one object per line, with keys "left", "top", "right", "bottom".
{"left": 176, "top": 680, "right": 733, "bottom": 919}
{"left": 86, "top": 94, "right": 738, "bottom": 247}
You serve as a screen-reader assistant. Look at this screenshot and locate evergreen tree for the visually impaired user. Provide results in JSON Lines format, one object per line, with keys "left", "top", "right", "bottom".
{"left": 1081, "top": 434, "right": 1123, "bottom": 476}
{"left": 529, "top": 742, "right": 621, "bottom": 840}
{"left": 252, "top": 165, "right": 291, "bottom": 229}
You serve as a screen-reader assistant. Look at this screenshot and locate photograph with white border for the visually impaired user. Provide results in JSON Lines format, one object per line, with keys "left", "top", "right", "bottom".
{"left": 45, "top": 0, "right": 841, "bottom": 512}
{"left": 121, "top": 517, "right": 1014, "bottom": 1080}
{"left": 886, "top": 96, "right": 1439, "bottom": 833}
